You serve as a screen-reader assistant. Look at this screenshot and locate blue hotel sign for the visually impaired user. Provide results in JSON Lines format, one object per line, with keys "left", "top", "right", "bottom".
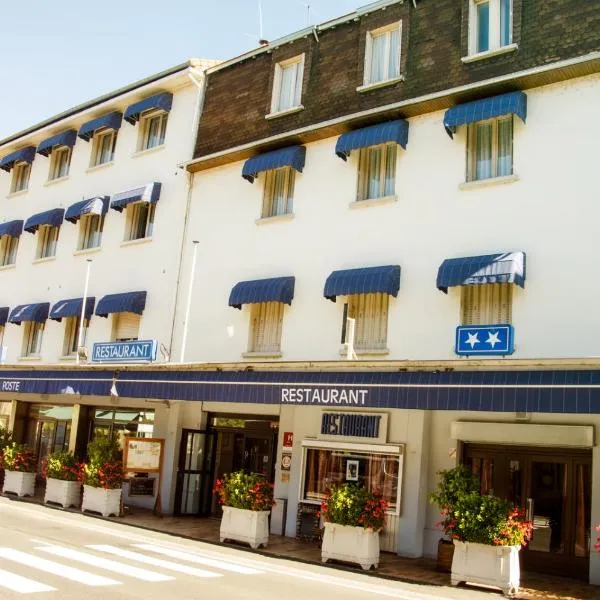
{"left": 455, "top": 325, "right": 514, "bottom": 356}
{"left": 92, "top": 340, "right": 157, "bottom": 363}
{"left": 321, "top": 413, "right": 381, "bottom": 438}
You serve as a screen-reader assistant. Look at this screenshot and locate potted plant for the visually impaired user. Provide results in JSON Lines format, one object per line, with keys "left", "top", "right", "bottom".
{"left": 214, "top": 470, "right": 275, "bottom": 549}
{"left": 42, "top": 450, "right": 82, "bottom": 508}
{"left": 80, "top": 435, "right": 124, "bottom": 517}
{"left": 1, "top": 443, "right": 36, "bottom": 497}
{"left": 0, "top": 425, "right": 13, "bottom": 490}
{"left": 320, "top": 483, "right": 388, "bottom": 571}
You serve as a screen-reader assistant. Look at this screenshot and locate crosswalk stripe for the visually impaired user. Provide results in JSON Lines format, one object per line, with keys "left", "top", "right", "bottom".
{"left": 0, "top": 548, "right": 120, "bottom": 587}
{"left": 87, "top": 545, "right": 222, "bottom": 578}
{"left": 0, "top": 568, "right": 56, "bottom": 594}
{"left": 36, "top": 545, "right": 174, "bottom": 582}
{"left": 133, "top": 543, "right": 262, "bottom": 575}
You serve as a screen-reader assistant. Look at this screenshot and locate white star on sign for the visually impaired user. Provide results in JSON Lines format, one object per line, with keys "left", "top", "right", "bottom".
{"left": 486, "top": 331, "right": 501, "bottom": 348}
{"left": 465, "top": 332, "right": 479, "bottom": 348}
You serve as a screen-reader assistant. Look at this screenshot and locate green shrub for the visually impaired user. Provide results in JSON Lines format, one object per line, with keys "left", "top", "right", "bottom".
{"left": 214, "top": 470, "right": 274, "bottom": 511}
{"left": 0, "top": 443, "right": 36, "bottom": 473}
{"left": 320, "top": 483, "right": 388, "bottom": 531}
{"left": 42, "top": 450, "right": 81, "bottom": 482}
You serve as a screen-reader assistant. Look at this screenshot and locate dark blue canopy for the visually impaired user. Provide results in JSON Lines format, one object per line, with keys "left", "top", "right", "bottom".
{"left": 65, "top": 196, "right": 109, "bottom": 224}
{"left": 37, "top": 130, "right": 77, "bottom": 157}
{"left": 242, "top": 146, "right": 306, "bottom": 183}
{"left": 110, "top": 182, "right": 161, "bottom": 212}
{"left": 0, "top": 146, "right": 36, "bottom": 172}
{"left": 124, "top": 92, "right": 173, "bottom": 125}
{"left": 9, "top": 302, "right": 50, "bottom": 325}
{"left": 96, "top": 291, "right": 147, "bottom": 317}
{"left": 24, "top": 209, "right": 65, "bottom": 234}
{"left": 335, "top": 120, "right": 409, "bottom": 160}
{"left": 78, "top": 111, "right": 123, "bottom": 141}
{"left": 324, "top": 265, "right": 401, "bottom": 302}
{"left": 50, "top": 297, "right": 96, "bottom": 321}
{"left": 0, "top": 220, "right": 24, "bottom": 238}
{"left": 229, "top": 276, "right": 295, "bottom": 309}
{"left": 0, "top": 307, "right": 8, "bottom": 326}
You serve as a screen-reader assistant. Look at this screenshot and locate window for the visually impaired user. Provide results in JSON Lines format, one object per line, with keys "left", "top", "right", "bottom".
{"left": 470, "top": 0, "right": 512, "bottom": 54}
{"left": 343, "top": 293, "right": 389, "bottom": 352}
{"left": 49, "top": 146, "right": 71, "bottom": 180}
{"left": 139, "top": 111, "right": 168, "bottom": 151}
{"left": 0, "top": 236, "right": 18, "bottom": 266}
{"left": 62, "top": 316, "right": 87, "bottom": 357}
{"left": 357, "top": 143, "right": 397, "bottom": 201}
{"left": 91, "top": 129, "right": 116, "bottom": 166}
{"left": 248, "top": 302, "right": 283, "bottom": 354}
{"left": 271, "top": 55, "right": 304, "bottom": 114}
{"left": 11, "top": 161, "right": 31, "bottom": 193}
{"left": 461, "top": 283, "right": 512, "bottom": 325}
{"left": 125, "top": 202, "right": 155, "bottom": 241}
{"left": 22, "top": 321, "right": 44, "bottom": 357}
{"left": 364, "top": 22, "right": 401, "bottom": 86}
{"left": 91, "top": 409, "right": 154, "bottom": 443}
{"left": 262, "top": 168, "right": 295, "bottom": 217}
{"left": 78, "top": 214, "right": 104, "bottom": 250}
{"left": 36, "top": 225, "right": 59, "bottom": 259}
{"left": 112, "top": 312, "right": 140, "bottom": 342}
{"left": 467, "top": 116, "right": 513, "bottom": 182}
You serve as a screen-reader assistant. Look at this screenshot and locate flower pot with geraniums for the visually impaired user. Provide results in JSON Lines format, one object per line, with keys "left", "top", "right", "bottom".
{"left": 320, "top": 483, "right": 388, "bottom": 571}
{"left": 42, "top": 450, "right": 82, "bottom": 508}
{"left": 0, "top": 425, "right": 13, "bottom": 490}
{"left": 1, "top": 443, "right": 36, "bottom": 497}
{"left": 214, "top": 470, "right": 275, "bottom": 549}
{"left": 80, "top": 435, "right": 124, "bottom": 517}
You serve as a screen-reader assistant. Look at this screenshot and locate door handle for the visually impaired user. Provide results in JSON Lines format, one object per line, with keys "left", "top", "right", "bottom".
{"left": 526, "top": 498, "right": 534, "bottom": 521}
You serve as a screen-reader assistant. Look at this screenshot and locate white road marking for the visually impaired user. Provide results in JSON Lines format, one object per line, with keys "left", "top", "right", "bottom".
{"left": 134, "top": 543, "right": 262, "bottom": 575}
{"left": 36, "top": 545, "right": 174, "bottom": 582}
{"left": 0, "top": 568, "right": 56, "bottom": 594}
{"left": 87, "top": 545, "right": 222, "bottom": 578}
{"left": 0, "top": 548, "right": 120, "bottom": 587}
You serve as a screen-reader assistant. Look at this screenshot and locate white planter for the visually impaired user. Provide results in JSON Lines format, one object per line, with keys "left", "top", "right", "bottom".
{"left": 81, "top": 485, "right": 122, "bottom": 517}
{"left": 219, "top": 506, "right": 270, "bottom": 549}
{"left": 44, "top": 478, "right": 81, "bottom": 508}
{"left": 451, "top": 540, "right": 520, "bottom": 597}
{"left": 321, "top": 522, "right": 380, "bottom": 571}
{"left": 2, "top": 470, "right": 36, "bottom": 497}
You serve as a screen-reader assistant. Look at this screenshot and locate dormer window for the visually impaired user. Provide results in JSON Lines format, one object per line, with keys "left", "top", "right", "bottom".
{"left": 269, "top": 55, "right": 305, "bottom": 116}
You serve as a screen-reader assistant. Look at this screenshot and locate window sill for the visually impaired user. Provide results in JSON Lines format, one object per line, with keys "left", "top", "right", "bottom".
{"left": 86, "top": 161, "right": 114, "bottom": 173}
{"left": 459, "top": 173, "right": 519, "bottom": 191}
{"left": 44, "top": 175, "right": 70, "bottom": 187}
{"left": 132, "top": 145, "right": 165, "bottom": 158}
{"left": 462, "top": 44, "right": 518, "bottom": 63}
{"left": 339, "top": 347, "right": 390, "bottom": 357}
{"left": 242, "top": 352, "right": 283, "bottom": 359}
{"left": 255, "top": 213, "right": 295, "bottom": 225}
{"left": 17, "top": 356, "right": 41, "bottom": 362}
{"left": 73, "top": 246, "right": 102, "bottom": 256}
{"left": 59, "top": 355, "right": 77, "bottom": 361}
{"left": 120, "top": 237, "right": 153, "bottom": 248}
{"left": 0, "top": 264, "right": 16, "bottom": 271}
{"left": 32, "top": 256, "right": 56, "bottom": 265}
{"left": 265, "top": 106, "right": 305, "bottom": 120}
{"left": 7, "top": 189, "right": 29, "bottom": 199}
{"left": 356, "top": 76, "right": 405, "bottom": 93}
{"left": 349, "top": 195, "right": 397, "bottom": 209}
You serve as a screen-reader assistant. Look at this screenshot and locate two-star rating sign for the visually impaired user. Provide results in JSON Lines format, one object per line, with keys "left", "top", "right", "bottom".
{"left": 455, "top": 325, "right": 514, "bottom": 355}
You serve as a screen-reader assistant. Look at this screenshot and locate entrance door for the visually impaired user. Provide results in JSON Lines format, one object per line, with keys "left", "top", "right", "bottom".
{"left": 174, "top": 429, "right": 216, "bottom": 516}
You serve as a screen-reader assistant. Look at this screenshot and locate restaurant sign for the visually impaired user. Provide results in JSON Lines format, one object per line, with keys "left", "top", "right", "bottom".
{"left": 92, "top": 340, "right": 157, "bottom": 363}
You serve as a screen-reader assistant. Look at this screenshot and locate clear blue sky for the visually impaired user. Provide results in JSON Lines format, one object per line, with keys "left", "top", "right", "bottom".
{"left": 0, "top": 0, "right": 361, "bottom": 140}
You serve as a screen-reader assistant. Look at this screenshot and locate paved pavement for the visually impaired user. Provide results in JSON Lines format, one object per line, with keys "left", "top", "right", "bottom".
{"left": 0, "top": 499, "right": 494, "bottom": 600}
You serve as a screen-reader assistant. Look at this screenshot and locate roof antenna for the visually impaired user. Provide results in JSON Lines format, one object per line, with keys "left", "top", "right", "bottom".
{"left": 258, "top": 0, "right": 268, "bottom": 46}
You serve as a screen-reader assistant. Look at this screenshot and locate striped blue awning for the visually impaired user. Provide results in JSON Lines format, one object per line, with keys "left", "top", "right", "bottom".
{"left": 0, "top": 307, "right": 8, "bottom": 326}
{"left": 444, "top": 91, "right": 527, "bottom": 137}
{"left": 110, "top": 182, "right": 161, "bottom": 212}
{"left": 437, "top": 252, "right": 526, "bottom": 293}
{"left": 24, "top": 208, "right": 65, "bottom": 234}
{"left": 229, "top": 276, "right": 295, "bottom": 309}
{"left": 0, "top": 146, "right": 36, "bottom": 172}
{"left": 37, "top": 129, "right": 77, "bottom": 157}
{"left": 335, "top": 120, "right": 409, "bottom": 160}
{"left": 95, "top": 291, "right": 147, "bottom": 317}
{"left": 324, "top": 265, "right": 401, "bottom": 302}
{"left": 242, "top": 146, "right": 306, "bottom": 183}
{"left": 9, "top": 302, "right": 50, "bottom": 325}
{"left": 78, "top": 111, "right": 123, "bottom": 142}
{"left": 50, "top": 297, "right": 95, "bottom": 321}
{"left": 65, "top": 196, "right": 109, "bottom": 224}
{"left": 124, "top": 92, "right": 173, "bottom": 125}
{"left": 0, "top": 220, "right": 24, "bottom": 238}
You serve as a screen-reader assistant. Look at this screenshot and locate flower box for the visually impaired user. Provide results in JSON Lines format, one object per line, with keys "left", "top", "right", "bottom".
{"left": 81, "top": 485, "right": 122, "bottom": 517}
{"left": 219, "top": 506, "right": 270, "bottom": 549}
{"left": 44, "top": 478, "right": 81, "bottom": 508}
{"left": 2, "top": 470, "right": 36, "bottom": 497}
{"left": 451, "top": 540, "right": 520, "bottom": 597}
{"left": 321, "top": 522, "right": 380, "bottom": 571}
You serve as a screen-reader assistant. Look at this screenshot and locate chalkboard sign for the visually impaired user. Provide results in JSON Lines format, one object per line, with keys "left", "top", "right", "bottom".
{"left": 128, "top": 477, "right": 156, "bottom": 497}
{"left": 296, "top": 503, "right": 322, "bottom": 543}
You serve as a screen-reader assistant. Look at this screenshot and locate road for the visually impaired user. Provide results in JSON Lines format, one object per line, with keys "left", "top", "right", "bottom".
{"left": 0, "top": 498, "right": 491, "bottom": 599}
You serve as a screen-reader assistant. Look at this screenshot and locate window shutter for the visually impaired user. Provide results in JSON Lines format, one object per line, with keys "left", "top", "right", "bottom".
{"left": 348, "top": 293, "right": 388, "bottom": 351}
{"left": 113, "top": 312, "right": 140, "bottom": 341}
{"left": 461, "top": 283, "right": 512, "bottom": 325}
{"left": 249, "top": 302, "right": 283, "bottom": 353}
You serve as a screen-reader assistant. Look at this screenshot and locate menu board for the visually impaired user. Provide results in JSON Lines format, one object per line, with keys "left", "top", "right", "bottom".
{"left": 123, "top": 438, "right": 164, "bottom": 473}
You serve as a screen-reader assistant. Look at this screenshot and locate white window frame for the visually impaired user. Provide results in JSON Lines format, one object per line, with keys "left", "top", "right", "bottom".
{"left": 343, "top": 293, "right": 389, "bottom": 352}
{"left": 36, "top": 225, "right": 59, "bottom": 259}
{"left": 125, "top": 202, "right": 155, "bottom": 241}
{"left": 363, "top": 21, "right": 402, "bottom": 86}
{"left": 22, "top": 321, "right": 44, "bottom": 357}
{"left": 111, "top": 312, "right": 140, "bottom": 342}
{"left": 248, "top": 301, "right": 284, "bottom": 354}
{"left": 91, "top": 129, "right": 116, "bottom": 166}
{"left": 356, "top": 143, "right": 397, "bottom": 201}
{"left": 0, "top": 235, "right": 18, "bottom": 266}
{"left": 469, "top": 0, "right": 513, "bottom": 56}
{"left": 63, "top": 316, "right": 88, "bottom": 357}
{"left": 466, "top": 115, "right": 513, "bottom": 182}
{"left": 10, "top": 161, "right": 31, "bottom": 193}
{"left": 461, "top": 283, "right": 513, "bottom": 325}
{"left": 262, "top": 167, "right": 295, "bottom": 218}
{"left": 48, "top": 146, "right": 71, "bottom": 181}
{"left": 78, "top": 214, "right": 104, "bottom": 251}
{"left": 138, "top": 110, "right": 168, "bottom": 151}
{"left": 270, "top": 54, "right": 305, "bottom": 115}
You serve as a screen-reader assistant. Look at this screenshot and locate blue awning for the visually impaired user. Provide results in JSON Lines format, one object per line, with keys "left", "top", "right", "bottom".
{"left": 335, "top": 120, "right": 409, "bottom": 160}
{"left": 110, "top": 182, "right": 161, "bottom": 212}
{"left": 0, "top": 220, "right": 24, "bottom": 238}
{"left": 50, "top": 297, "right": 96, "bottom": 322}
{"left": 78, "top": 111, "right": 123, "bottom": 142}
{"left": 0, "top": 308, "right": 8, "bottom": 326}
{"left": 8, "top": 302, "right": 50, "bottom": 325}
{"left": 37, "top": 129, "right": 77, "bottom": 157}
{"left": 444, "top": 91, "right": 527, "bottom": 138}
{"left": 95, "top": 291, "right": 147, "bottom": 317}
{"left": 65, "top": 196, "right": 109, "bottom": 224}
{"left": 324, "top": 265, "right": 401, "bottom": 302}
{"left": 24, "top": 208, "right": 65, "bottom": 234}
{"left": 0, "top": 146, "right": 36, "bottom": 172}
{"left": 242, "top": 146, "right": 306, "bottom": 183}
{"left": 124, "top": 92, "right": 173, "bottom": 125}
{"left": 437, "top": 252, "right": 526, "bottom": 293}
{"left": 229, "top": 276, "right": 295, "bottom": 309}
